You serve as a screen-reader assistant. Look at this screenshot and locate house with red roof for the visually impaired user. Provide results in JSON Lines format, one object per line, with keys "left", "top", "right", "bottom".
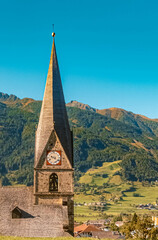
{"left": 74, "top": 224, "right": 125, "bottom": 239}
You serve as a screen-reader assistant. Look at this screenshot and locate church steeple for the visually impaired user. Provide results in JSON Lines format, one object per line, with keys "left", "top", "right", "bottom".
{"left": 34, "top": 33, "right": 74, "bottom": 234}
{"left": 35, "top": 34, "right": 73, "bottom": 167}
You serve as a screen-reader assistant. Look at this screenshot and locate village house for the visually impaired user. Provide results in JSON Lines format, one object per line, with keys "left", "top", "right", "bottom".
{"left": 74, "top": 224, "right": 125, "bottom": 239}
{"left": 115, "top": 221, "right": 124, "bottom": 228}
{"left": 86, "top": 219, "right": 111, "bottom": 229}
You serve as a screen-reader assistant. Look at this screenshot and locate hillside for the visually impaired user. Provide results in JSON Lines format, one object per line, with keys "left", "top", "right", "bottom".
{"left": 1, "top": 92, "right": 158, "bottom": 185}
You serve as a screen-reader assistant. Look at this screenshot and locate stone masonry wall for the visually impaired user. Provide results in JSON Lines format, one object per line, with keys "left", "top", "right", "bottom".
{"left": 36, "top": 171, "right": 73, "bottom": 193}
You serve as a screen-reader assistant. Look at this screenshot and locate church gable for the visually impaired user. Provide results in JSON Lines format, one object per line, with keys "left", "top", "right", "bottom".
{"left": 36, "top": 130, "right": 72, "bottom": 169}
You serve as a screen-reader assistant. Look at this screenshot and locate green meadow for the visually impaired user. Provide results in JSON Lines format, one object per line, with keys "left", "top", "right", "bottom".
{"left": 75, "top": 161, "right": 158, "bottom": 222}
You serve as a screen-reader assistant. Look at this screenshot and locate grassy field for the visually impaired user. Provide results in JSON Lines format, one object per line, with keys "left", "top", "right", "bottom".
{"left": 79, "top": 161, "right": 122, "bottom": 186}
{"left": 0, "top": 237, "right": 113, "bottom": 240}
{"left": 75, "top": 161, "right": 158, "bottom": 222}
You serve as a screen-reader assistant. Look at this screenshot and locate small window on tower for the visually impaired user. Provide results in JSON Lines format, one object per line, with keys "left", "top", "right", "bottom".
{"left": 49, "top": 173, "right": 58, "bottom": 192}
{"left": 63, "top": 201, "right": 67, "bottom": 206}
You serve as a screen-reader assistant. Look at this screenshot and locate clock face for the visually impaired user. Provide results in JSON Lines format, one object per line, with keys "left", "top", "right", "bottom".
{"left": 47, "top": 151, "right": 61, "bottom": 165}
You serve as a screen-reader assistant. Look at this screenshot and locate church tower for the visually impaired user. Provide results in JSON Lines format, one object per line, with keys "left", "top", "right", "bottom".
{"left": 34, "top": 33, "right": 74, "bottom": 234}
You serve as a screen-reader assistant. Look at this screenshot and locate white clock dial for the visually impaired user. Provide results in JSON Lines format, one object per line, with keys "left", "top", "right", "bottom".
{"left": 47, "top": 151, "right": 61, "bottom": 165}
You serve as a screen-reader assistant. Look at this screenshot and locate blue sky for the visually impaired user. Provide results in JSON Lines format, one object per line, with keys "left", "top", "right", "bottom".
{"left": 0, "top": 0, "right": 158, "bottom": 118}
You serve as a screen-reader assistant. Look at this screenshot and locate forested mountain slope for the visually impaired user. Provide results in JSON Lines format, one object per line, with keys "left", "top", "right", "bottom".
{"left": 0, "top": 92, "right": 158, "bottom": 186}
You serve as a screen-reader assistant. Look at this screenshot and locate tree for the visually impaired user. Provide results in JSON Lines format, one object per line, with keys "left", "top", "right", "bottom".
{"left": 2, "top": 176, "right": 11, "bottom": 186}
{"left": 120, "top": 214, "right": 158, "bottom": 240}
{"left": 131, "top": 212, "right": 138, "bottom": 224}
{"left": 110, "top": 222, "right": 119, "bottom": 231}
{"left": 134, "top": 216, "right": 153, "bottom": 239}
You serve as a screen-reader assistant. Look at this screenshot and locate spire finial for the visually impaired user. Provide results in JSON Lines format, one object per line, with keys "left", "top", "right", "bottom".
{"left": 52, "top": 24, "right": 55, "bottom": 37}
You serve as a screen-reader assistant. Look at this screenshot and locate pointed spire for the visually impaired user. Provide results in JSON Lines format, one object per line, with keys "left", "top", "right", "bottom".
{"left": 35, "top": 34, "right": 72, "bottom": 167}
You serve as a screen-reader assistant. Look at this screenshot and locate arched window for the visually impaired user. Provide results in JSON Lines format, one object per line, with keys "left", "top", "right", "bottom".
{"left": 49, "top": 173, "right": 58, "bottom": 192}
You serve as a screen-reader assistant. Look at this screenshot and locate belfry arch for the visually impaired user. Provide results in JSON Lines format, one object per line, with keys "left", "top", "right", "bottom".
{"left": 49, "top": 173, "right": 58, "bottom": 192}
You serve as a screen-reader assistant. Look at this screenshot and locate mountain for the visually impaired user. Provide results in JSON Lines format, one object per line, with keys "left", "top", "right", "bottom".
{"left": 68, "top": 100, "right": 158, "bottom": 123}
{"left": 67, "top": 100, "right": 96, "bottom": 112}
{"left": 0, "top": 93, "right": 158, "bottom": 186}
{"left": 0, "top": 92, "right": 19, "bottom": 102}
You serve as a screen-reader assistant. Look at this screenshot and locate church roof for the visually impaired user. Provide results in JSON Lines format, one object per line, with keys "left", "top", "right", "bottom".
{"left": 35, "top": 36, "right": 73, "bottom": 167}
